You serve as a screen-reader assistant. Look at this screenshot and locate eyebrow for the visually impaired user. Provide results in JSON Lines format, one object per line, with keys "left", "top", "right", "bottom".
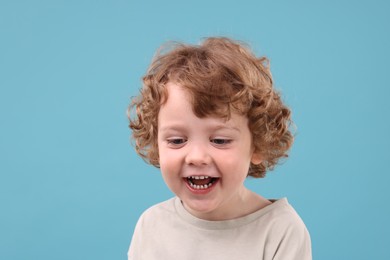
{"left": 211, "top": 124, "right": 241, "bottom": 133}
{"left": 159, "top": 124, "right": 241, "bottom": 133}
{"left": 158, "top": 125, "right": 186, "bottom": 133}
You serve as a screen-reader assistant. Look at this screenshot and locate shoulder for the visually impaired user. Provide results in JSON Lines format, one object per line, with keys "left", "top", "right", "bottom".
{"left": 129, "top": 198, "right": 178, "bottom": 248}
{"left": 261, "top": 198, "right": 312, "bottom": 260}
{"left": 135, "top": 197, "right": 177, "bottom": 227}
{"left": 128, "top": 199, "right": 177, "bottom": 260}
{"left": 262, "top": 198, "right": 309, "bottom": 236}
{"left": 252, "top": 198, "right": 303, "bottom": 225}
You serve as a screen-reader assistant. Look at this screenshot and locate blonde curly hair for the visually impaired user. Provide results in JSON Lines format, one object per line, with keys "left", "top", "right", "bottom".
{"left": 129, "top": 37, "right": 294, "bottom": 178}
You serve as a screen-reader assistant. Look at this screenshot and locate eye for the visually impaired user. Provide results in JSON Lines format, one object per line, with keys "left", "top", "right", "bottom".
{"left": 167, "top": 138, "right": 187, "bottom": 146}
{"left": 210, "top": 138, "right": 232, "bottom": 145}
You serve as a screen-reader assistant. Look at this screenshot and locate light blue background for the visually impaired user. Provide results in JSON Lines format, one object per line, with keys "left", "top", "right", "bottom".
{"left": 1, "top": 0, "right": 389, "bottom": 259}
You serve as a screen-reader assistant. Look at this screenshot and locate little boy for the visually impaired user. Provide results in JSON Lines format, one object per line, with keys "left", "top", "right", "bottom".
{"left": 128, "top": 37, "right": 311, "bottom": 260}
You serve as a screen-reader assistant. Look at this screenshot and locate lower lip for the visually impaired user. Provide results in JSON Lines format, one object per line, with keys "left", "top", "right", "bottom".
{"left": 184, "top": 178, "right": 219, "bottom": 195}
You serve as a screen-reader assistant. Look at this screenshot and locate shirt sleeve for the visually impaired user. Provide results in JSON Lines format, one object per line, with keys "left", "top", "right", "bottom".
{"left": 272, "top": 222, "right": 312, "bottom": 260}
{"left": 127, "top": 214, "right": 145, "bottom": 260}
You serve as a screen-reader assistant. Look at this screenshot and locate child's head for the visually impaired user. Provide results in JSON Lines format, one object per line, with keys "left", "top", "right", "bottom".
{"left": 129, "top": 37, "right": 293, "bottom": 178}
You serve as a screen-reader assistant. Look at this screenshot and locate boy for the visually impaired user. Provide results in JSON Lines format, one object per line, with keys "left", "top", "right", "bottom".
{"left": 128, "top": 37, "right": 311, "bottom": 260}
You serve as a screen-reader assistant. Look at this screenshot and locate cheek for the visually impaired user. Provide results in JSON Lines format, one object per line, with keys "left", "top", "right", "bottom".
{"left": 215, "top": 149, "right": 252, "bottom": 176}
{"left": 158, "top": 148, "right": 178, "bottom": 174}
{"left": 158, "top": 152, "right": 169, "bottom": 173}
{"left": 159, "top": 155, "right": 174, "bottom": 184}
{"left": 158, "top": 150, "right": 183, "bottom": 193}
{"left": 157, "top": 142, "right": 168, "bottom": 164}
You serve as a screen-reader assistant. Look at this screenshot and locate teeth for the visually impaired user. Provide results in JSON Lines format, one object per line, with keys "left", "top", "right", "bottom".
{"left": 188, "top": 179, "right": 215, "bottom": 190}
{"left": 188, "top": 176, "right": 210, "bottom": 180}
{"left": 190, "top": 183, "right": 212, "bottom": 190}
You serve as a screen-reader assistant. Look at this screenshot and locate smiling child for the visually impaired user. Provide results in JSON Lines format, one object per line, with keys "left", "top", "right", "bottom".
{"left": 127, "top": 37, "right": 312, "bottom": 260}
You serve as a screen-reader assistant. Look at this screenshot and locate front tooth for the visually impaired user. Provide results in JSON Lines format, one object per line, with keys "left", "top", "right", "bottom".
{"left": 194, "top": 176, "right": 200, "bottom": 180}
{"left": 199, "top": 176, "right": 205, "bottom": 179}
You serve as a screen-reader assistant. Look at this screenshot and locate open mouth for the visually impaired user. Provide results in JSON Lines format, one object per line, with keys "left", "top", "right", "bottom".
{"left": 185, "top": 176, "right": 219, "bottom": 190}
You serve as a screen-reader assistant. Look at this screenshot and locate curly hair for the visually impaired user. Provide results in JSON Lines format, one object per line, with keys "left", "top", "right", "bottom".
{"left": 129, "top": 37, "right": 294, "bottom": 178}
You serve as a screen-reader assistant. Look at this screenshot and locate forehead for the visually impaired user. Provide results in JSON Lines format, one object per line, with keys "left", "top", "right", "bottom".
{"left": 159, "top": 82, "right": 249, "bottom": 130}
{"left": 162, "top": 81, "right": 248, "bottom": 119}
{"left": 164, "top": 81, "right": 190, "bottom": 101}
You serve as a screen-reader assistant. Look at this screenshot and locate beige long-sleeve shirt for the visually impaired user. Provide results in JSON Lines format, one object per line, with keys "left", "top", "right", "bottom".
{"left": 128, "top": 197, "right": 311, "bottom": 260}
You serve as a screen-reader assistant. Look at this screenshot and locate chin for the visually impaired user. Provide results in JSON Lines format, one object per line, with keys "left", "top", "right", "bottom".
{"left": 182, "top": 198, "right": 220, "bottom": 218}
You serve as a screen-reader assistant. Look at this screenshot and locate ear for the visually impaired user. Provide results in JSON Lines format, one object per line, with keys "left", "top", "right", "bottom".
{"left": 251, "top": 152, "right": 262, "bottom": 165}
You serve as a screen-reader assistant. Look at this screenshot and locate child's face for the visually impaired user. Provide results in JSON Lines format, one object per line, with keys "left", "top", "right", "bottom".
{"left": 157, "top": 82, "right": 261, "bottom": 221}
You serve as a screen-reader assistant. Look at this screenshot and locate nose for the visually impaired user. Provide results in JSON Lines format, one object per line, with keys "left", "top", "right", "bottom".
{"left": 185, "top": 142, "right": 212, "bottom": 166}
